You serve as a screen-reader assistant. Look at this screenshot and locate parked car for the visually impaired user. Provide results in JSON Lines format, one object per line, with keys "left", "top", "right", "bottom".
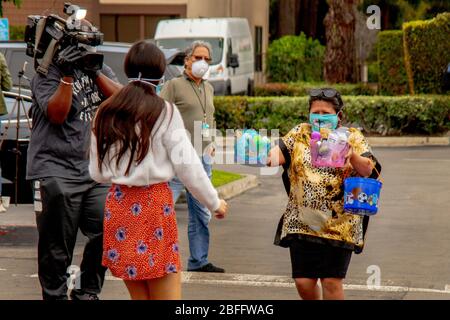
{"left": 0, "top": 41, "right": 184, "bottom": 89}
{"left": 155, "top": 18, "right": 255, "bottom": 95}
{"left": 0, "top": 91, "right": 32, "bottom": 141}
{"left": 0, "top": 91, "right": 33, "bottom": 203}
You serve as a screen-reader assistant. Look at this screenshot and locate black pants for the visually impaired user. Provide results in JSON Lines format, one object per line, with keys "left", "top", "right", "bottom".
{"left": 34, "top": 176, "right": 109, "bottom": 300}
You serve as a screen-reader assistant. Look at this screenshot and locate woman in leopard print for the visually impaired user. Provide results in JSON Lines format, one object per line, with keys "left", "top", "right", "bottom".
{"left": 267, "top": 88, "right": 382, "bottom": 300}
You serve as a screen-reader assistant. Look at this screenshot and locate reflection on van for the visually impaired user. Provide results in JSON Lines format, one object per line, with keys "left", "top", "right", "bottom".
{"left": 155, "top": 18, "right": 255, "bottom": 96}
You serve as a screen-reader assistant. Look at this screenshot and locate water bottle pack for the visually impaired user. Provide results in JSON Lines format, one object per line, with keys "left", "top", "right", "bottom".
{"left": 234, "top": 129, "right": 271, "bottom": 166}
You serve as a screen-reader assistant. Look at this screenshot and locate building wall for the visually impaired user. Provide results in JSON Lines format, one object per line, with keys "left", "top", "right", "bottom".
{"left": 2, "top": 0, "right": 98, "bottom": 26}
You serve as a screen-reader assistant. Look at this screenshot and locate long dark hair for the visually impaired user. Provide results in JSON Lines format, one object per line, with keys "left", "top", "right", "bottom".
{"left": 93, "top": 40, "right": 167, "bottom": 175}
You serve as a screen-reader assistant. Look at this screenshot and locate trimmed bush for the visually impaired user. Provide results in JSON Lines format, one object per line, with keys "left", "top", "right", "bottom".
{"left": 255, "top": 82, "right": 378, "bottom": 97}
{"left": 266, "top": 33, "right": 325, "bottom": 83}
{"left": 403, "top": 13, "right": 450, "bottom": 94}
{"left": 214, "top": 95, "right": 450, "bottom": 136}
{"left": 367, "top": 61, "right": 379, "bottom": 84}
{"left": 10, "top": 25, "right": 25, "bottom": 41}
{"left": 377, "top": 30, "right": 408, "bottom": 95}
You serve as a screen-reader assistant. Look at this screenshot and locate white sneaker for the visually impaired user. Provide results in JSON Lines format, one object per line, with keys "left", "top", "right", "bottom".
{"left": 0, "top": 203, "right": 7, "bottom": 213}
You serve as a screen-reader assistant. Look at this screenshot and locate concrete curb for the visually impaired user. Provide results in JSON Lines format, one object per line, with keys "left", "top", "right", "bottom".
{"left": 216, "top": 174, "right": 259, "bottom": 200}
{"left": 366, "top": 136, "right": 450, "bottom": 147}
{"left": 177, "top": 174, "right": 259, "bottom": 204}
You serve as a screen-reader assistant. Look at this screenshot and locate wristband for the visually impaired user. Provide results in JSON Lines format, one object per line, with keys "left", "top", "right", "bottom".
{"left": 60, "top": 78, "right": 73, "bottom": 86}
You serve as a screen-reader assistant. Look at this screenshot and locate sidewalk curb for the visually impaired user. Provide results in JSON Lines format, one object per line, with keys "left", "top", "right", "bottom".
{"left": 366, "top": 136, "right": 450, "bottom": 147}
{"left": 216, "top": 174, "right": 259, "bottom": 200}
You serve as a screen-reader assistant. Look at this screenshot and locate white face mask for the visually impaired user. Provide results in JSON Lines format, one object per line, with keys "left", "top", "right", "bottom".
{"left": 128, "top": 73, "right": 165, "bottom": 96}
{"left": 191, "top": 59, "right": 209, "bottom": 78}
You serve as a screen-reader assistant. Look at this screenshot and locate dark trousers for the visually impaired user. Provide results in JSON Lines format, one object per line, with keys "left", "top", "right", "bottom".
{"left": 34, "top": 176, "right": 109, "bottom": 300}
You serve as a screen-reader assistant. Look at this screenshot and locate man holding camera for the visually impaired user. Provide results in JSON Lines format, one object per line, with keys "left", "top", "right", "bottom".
{"left": 26, "top": 25, "right": 121, "bottom": 300}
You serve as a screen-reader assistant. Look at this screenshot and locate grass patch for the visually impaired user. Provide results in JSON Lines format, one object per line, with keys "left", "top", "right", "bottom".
{"left": 212, "top": 170, "right": 243, "bottom": 188}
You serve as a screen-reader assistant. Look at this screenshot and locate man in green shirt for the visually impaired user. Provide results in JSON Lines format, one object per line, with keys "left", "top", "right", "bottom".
{"left": 0, "top": 52, "right": 13, "bottom": 213}
{"left": 161, "top": 41, "right": 224, "bottom": 273}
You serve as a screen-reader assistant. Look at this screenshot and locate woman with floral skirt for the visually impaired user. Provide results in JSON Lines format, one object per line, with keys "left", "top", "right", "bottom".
{"left": 89, "top": 41, "right": 228, "bottom": 300}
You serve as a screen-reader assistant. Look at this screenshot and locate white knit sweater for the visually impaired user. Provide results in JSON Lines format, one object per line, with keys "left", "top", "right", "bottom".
{"left": 89, "top": 101, "right": 221, "bottom": 213}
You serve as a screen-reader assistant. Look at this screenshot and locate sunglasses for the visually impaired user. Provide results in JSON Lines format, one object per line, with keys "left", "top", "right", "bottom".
{"left": 192, "top": 55, "right": 212, "bottom": 64}
{"left": 309, "top": 88, "right": 340, "bottom": 98}
{"left": 309, "top": 88, "right": 344, "bottom": 110}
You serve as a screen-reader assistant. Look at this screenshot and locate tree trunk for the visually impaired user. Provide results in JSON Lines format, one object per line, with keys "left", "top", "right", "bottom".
{"left": 297, "top": 0, "right": 319, "bottom": 38}
{"left": 309, "top": 0, "right": 319, "bottom": 39}
{"left": 278, "top": 0, "right": 297, "bottom": 37}
{"left": 323, "top": 0, "right": 358, "bottom": 83}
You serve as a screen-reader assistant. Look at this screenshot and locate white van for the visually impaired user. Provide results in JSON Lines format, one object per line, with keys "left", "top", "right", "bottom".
{"left": 155, "top": 18, "right": 255, "bottom": 96}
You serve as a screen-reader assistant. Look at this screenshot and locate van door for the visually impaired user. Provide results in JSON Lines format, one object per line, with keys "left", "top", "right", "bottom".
{"left": 227, "top": 38, "right": 248, "bottom": 95}
{"left": 235, "top": 35, "right": 254, "bottom": 94}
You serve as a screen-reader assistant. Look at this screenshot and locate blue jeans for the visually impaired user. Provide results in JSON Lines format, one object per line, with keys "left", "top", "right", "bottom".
{"left": 169, "top": 156, "right": 212, "bottom": 270}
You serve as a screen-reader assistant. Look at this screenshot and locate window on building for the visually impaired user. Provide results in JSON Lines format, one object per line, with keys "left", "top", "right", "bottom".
{"left": 255, "top": 26, "right": 263, "bottom": 72}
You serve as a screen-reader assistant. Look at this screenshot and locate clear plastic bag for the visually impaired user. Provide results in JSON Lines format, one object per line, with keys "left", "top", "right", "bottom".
{"left": 310, "top": 127, "right": 350, "bottom": 168}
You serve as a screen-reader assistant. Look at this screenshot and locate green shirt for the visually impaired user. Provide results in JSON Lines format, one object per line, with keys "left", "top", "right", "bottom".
{"left": 160, "top": 73, "right": 215, "bottom": 153}
{"left": 0, "top": 52, "right": 13, "bottom": 116}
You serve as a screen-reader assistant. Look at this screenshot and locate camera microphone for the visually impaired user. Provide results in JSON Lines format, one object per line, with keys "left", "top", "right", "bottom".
{"left": 18, "top": 61, "right": 28, "bottom": 78}
{"left": 22, "top": 61, "right": 28, "bottom": 73}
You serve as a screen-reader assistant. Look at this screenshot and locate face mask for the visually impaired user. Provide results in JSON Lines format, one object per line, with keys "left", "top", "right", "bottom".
{"left": 128, "top": 74, "right": 165, "bottom": 96}
{"left": 191, "top": 59, "right": 209, "bottom": 78}
{"left": 309, "top": 113, "right": 339, "bottom": 132}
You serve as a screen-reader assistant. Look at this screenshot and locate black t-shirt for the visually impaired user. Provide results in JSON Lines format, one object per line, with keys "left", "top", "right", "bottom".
{"left": 26, "top": 64, "right": 115, "bottom": 180}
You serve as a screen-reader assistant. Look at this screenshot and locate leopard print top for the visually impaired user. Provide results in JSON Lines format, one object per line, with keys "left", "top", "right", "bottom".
{"left": 276, "top": 123, "right": 377, "bottom": 251}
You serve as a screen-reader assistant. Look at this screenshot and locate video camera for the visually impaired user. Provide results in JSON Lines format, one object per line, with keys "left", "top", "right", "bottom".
{"left": 24, "top": 2, "right": 104, "bottom": 76}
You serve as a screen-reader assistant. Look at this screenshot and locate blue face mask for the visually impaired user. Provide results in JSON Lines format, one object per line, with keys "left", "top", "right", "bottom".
{"left": 309, "top": 113, "right": 339, "bottom": 132}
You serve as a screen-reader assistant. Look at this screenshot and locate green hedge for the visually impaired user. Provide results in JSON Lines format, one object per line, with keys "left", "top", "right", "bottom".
{"left": 214, "top": 96, "right": 450, "bottom": 136}
{"left": 377, "top": 30, "right": 408, "bottom": 95}
{"left": 367, "top": 61, "right": 379, "bottom": 84}
{"left": 403, "top": 13, "right": 450, "bottom": 94}
{"left": 10, "top": 25, "right": 25, "bottom": 41}
{"left": 266, "top": 33, "right": 325, "bottom": 83}
{"left": 255, "top": 82, "right": 378, "bottom": 97}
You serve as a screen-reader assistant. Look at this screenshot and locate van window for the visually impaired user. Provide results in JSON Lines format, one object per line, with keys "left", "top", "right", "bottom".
{"left": 156, "top": 38, "right": 224, "bottom": 65}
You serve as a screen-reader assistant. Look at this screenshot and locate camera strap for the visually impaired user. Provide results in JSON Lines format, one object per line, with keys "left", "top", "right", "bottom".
{"left": 34, "top": 17, "right": 46, "bottom": 52}
{"left": 33, "top": 17, "right": 59, "bottom": 76}
{"left": 36, "top": 38, "right": 59, "bottom": 76}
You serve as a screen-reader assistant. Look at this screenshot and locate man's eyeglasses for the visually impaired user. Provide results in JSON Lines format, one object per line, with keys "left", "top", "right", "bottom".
{"left": 192, "top": 55, "right": 212, "bottom": 64}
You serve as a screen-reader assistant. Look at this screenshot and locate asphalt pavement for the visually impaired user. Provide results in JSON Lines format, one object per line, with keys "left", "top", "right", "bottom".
{"left": 0, "top": 146, "right": 450, "bottom": 300}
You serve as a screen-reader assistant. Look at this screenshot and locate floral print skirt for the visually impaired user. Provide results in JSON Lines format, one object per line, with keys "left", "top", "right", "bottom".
{"left": 102, "top": 183, "right": 181, "bottom": 280}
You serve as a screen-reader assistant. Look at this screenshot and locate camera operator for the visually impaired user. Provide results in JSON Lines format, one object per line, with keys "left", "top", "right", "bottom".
{"left": 26, "top": 20, "right": 122, "bottom": 300}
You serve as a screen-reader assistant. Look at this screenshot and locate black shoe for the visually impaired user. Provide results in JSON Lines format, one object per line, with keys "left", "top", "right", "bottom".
{"left": 188, "top": 263, "right": 225, "bottom": 273}
{"left": 70, "top": 289, "right": 100, "bottom": 300}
